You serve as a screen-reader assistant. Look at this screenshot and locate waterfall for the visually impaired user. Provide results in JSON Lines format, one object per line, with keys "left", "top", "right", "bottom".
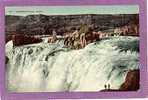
{"left": 5, "top": 36, "right": 139, "bottom": 92}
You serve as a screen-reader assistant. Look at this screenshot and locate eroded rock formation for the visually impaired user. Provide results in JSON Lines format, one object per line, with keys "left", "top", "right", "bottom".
{"left": 64, "top": 26, "right": 100, "bottom": 49}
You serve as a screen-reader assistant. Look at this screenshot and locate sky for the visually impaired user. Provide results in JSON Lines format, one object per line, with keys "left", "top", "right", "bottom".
{"left": 5, "top": 5, "right": 139, "bottom": 16}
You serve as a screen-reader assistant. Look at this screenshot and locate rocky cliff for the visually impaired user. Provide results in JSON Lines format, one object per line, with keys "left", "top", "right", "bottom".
{"left": 5, "top": 14, "right": 138, "bottom": 42}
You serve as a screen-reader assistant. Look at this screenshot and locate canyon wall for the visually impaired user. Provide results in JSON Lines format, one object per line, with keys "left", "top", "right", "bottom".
{"left": 5, "top": 14, "right": 138, "bottom": 42}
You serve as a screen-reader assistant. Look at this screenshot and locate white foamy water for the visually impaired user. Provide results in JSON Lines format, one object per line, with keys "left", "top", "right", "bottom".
{"left": 5, "top": 36, "right": 139, "bottom": 92}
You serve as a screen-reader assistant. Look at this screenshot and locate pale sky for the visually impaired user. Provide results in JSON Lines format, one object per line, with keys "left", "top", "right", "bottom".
{"left": 5, "top": 5, "right": 139, "bottom": 16}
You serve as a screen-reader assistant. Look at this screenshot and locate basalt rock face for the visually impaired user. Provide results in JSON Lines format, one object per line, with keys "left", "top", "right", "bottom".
{"left": 100, "top": 69, "right": 139, "bottom": 92}
{"left": 6, "top": 14, "right": 138, "bottom": 42}
{"left": 12, "top": 34, "right": 43, "bottom": 46}
{"left": 119, "top": 69, "right": 139, "bottom": 91}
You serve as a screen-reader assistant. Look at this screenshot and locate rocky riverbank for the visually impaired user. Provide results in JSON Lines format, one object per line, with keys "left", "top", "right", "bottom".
{"left": 100, "top": 69, "right": 139, "bottom": 91}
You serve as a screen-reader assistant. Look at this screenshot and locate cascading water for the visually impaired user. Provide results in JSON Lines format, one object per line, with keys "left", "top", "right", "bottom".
{"left": 5, "top": 36, "right": 139, "bottom": 92}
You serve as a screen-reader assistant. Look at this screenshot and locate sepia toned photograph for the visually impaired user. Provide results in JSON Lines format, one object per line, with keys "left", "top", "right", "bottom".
{"left": 5, "top": 6, "right": 139, "bottom": 92}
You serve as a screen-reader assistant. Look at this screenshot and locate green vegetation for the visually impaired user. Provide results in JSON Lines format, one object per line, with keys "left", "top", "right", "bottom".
{"left": 78, "top": 26, "right": 89, "bottom": 35}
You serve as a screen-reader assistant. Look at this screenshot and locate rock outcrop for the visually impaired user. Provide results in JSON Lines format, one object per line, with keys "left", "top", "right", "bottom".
{"left": 114, "top": 23, "right": 139, "bottom": 36}
{"left": 119, "top": 69, "right": 139, "bottom": 91}
{"left": 64, "top": 26, "right": 100, "bottom": 49}
{"left": 100, "top": 69, "right": 139, "bottom": 92}
{"left": 48, "top": 31, "right": 58, "bottom": 43}
{"left": 12, "top": 34, "right": 42, "bottom": 46}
